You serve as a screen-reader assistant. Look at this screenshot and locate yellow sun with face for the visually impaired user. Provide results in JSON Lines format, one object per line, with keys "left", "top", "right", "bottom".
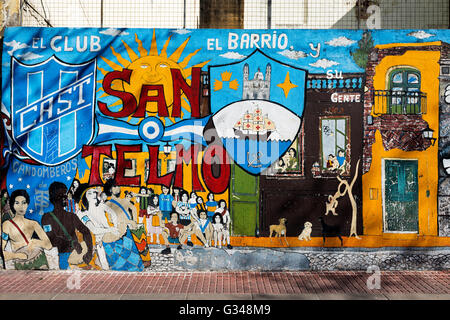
{"left": 97, "top": 30, "right": 210, "bottom": 124}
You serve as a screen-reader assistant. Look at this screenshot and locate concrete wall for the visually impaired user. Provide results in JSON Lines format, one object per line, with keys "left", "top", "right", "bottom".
{"left": 0, "top": 0, "right": 20, "bottom": 35}
{"left": 0, "top": 27, "right": 449, "bottom": 272}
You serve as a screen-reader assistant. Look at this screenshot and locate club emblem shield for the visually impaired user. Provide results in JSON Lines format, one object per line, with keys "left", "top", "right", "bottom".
{"left": 11, "top": 56, "right": 96, "bottom": 166}
{"left": 208, "top": 49, "right": 307, "bottom": 175}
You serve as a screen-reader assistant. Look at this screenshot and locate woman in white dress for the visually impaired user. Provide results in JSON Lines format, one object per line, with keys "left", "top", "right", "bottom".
{"left": 77, "top": 187, "right": 121, "bottom": 270}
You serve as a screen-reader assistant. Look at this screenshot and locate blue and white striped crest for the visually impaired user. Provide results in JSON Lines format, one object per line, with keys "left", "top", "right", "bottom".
{"left": 11, "top": 56, "right": 96, "bottom": 166}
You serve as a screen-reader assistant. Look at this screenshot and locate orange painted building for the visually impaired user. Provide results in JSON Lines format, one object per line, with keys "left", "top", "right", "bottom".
{"left": 362, "top": 41, "right": 449, "bottom": 247}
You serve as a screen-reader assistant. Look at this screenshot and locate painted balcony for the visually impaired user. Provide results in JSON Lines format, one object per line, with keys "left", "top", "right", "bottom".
{"left": 372, "top": 90, "right": 427, "bottom": 115}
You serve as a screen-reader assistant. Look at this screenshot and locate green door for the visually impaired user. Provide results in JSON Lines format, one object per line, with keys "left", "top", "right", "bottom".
{"left": 384, "top": 159, "right": 419, "bottom": 232}
{"left": 230, "top": 164, "right": 259, "bottom": 236}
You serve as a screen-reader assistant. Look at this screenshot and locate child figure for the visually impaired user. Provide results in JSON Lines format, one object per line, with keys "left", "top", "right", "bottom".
{"left": 215, "top": 200, "right": 233, "bottom": 249}
{"left": 136, "top": 187, "right": 149, "bottom": 225}
{"left": 211, "top": 213, "right": 225, "bottom": 248}
{"left": 188, "top": 191, "right": 200, "bottom": 222}
{"left": 160, "top": 212, "right": 187, "bottom": 254}
{"left": 196, "top": 196, "right": 206, "bottom": 213}
{"left": 159, "top": 185, "right": 174, "bottom": 224}
{"left": 195, "top": 210, "right": 213, "bottom": 247}
{"left": 175, "top": 191, "right": 194, "bottom": 246}
{"left": 146, "top": 194, "right": 163, "bottom": 244}
{"left": 205, "top": 193, "right": 218, "bottom": 222}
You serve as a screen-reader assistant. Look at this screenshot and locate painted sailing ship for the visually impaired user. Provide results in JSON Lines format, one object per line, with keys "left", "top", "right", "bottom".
{"left": 233, "top": 107, "right": 276, "bottom": 140}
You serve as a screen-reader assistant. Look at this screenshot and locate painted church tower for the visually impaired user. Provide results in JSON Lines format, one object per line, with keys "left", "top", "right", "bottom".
{"left": 243, "top": 63, "right": 271, "bottom": 100}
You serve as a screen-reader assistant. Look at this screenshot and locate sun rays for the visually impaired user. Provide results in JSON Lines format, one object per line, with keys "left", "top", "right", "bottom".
{"left": 97, "top": 30, "right": 210, "bottom": 125}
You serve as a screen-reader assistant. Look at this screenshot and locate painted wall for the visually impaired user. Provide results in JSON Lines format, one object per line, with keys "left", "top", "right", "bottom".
{"left": 0, "top": 27, "right": 449, "bottom": 271}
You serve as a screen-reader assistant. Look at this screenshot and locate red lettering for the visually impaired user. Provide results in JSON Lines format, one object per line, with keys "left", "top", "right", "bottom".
{"left": 174, "top": 144, "right": 204, "bottom": 191}
{"left": 82, "top": 145, "right": 112, "bottom": 185}
{"left": 115, "top": 144, "right": 141, "bottom": 186}
{"left": 98, "top": 67, "right": 201, "bottom": 119}
{"left": 171, "top": 67, "right": 201, "bottom": 118}
{"left": 146, "top": 145, "right": 173, "bottom": 186}
{"left": 136, "top": 85, "right": 169, "bottom": 117}
{"left": 201, "top": 144, "right": 231, "bottom": 194}
{"left": 97, "top": 69, "right": 137, "bottom": 118}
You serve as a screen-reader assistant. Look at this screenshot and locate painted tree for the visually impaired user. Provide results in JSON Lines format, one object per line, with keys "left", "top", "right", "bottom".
{"left": 336, "top": 159, "right": 361, "bottom": 239}
{"left": 351, "top": 31, "right": 374, "bottom": 70}
{"left": 324, "top": 159, "right": 361, "bottom": 239}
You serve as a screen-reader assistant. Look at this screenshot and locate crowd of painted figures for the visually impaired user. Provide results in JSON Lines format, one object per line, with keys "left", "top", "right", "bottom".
{"left": 0, "top": 179, "right": 232, "bottom": 271}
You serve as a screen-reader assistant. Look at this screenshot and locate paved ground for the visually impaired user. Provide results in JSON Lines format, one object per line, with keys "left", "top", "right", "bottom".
{"left": 0, "top": 270, "right": 448, "bottom": 300}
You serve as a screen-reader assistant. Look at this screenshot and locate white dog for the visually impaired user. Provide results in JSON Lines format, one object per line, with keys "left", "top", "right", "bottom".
{"left": 298, "top": 222, "right": 312, "bottom": 241}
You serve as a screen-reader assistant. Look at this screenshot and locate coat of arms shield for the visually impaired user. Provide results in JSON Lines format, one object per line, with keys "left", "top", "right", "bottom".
{"left": 10, "top": 56, "right": 96, "bottom": 166}
{"left": 208, "top": 49, "right": 307, "bottom": 175}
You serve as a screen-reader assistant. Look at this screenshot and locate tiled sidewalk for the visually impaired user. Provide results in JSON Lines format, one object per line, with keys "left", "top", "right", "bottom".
{"left": 0, "top": 270, "right": 448, "bottom": 300}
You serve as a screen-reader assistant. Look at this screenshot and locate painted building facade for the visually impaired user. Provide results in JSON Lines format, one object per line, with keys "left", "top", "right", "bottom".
{"left": 0, "top": 27, "right": 449, "bottom": 272}
{"left": 363, "top": 41, "right": 448, "bottom": 245}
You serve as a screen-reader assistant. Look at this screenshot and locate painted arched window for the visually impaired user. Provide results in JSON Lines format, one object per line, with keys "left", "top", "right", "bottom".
{"left": 388, "top": 68, "right": 422, "bottom": 114}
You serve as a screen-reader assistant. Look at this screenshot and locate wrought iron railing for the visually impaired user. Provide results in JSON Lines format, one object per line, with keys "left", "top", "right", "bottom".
{"left": 306, "top": 76, "right": 364, "bottom": 90}
{"left": 372, "top": 90, "right": 427, "bottom": 115}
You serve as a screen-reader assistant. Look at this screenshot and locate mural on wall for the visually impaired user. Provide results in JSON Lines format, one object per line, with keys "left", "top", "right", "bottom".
{"left": 1, "top": 27, "right": 450, "bottom": 271}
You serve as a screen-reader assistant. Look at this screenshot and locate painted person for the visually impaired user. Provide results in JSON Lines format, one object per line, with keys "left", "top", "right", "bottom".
{"left": 107, "top": 163, "right": 115, "bottom": 175}
{"left": 180, "top": 211, "right": 210, "bottom": 248}
{"left": 66, "top": 188, "right": 78, "bottom": 214}
{"left": 205, "top": 193, "right": 218, "bottom": 221}
{"left": 160, "top": 212, "right": 188, "bottom": 253}
{"left": 336, "top": 149, "right": 346, "bottom": 167}
{"left": 176, "top": 191, "right": 192, "bottom": 226}
{"left": 276, "top": 158, "right": 286, "bottom": 173}
{"left": 103, "top": 179, "right": 140, "bottom": 234}
{"left": 1, "top": 189, "right": 12, "bottom": 223}
{"left": 76, "top": 186, "right": 121, "bottom": 270}
{"left": 194, "top": 210, "right": 213, "bottom": 247}
{"left": 188, "top": 192, "right": 198, "bottom": 210}
{"left": 326, "top": 154, "right": 339, "bottom": 171}
{"left": 102, "top": 179, "right": 147, "bottom": 270}
{"left": 124, "top": 191, "right": 138, "bottom": 222}
{"left": 99, "top": 191, "right": 107, "bottom": 204}
{"left": 69, "top": 180, "right": 89, "bottom": 214}
{"left": 211, "top": 213, "right": 225, "bottom": 248}
{"left": 136, "top": 187, "right": 149, "bottom": 221}
{"left": 285, "top": 148, "right": 299, "bottom": 172}
{"left": 175, "top": 191, "right": 194, "bottom": 246}
{"left": 1, "top": 189, "right": 53, "bottom": 269}
{"left": 196, "top": 196, "right": 206, "bottom": 214}
{"left": 146, "top": 194, "right": 164, "bottom": 245}
{"left": 171, "top": 187, "right": 181, "bottom": 208}
{"left": 336, "top": 149, "right": 349, "bottom": 173}
{"left": 69, "top": 179, "right": 80, "bottom": 198}
{"left": 215, "top": 200, "right": 233, "bottom": 249}
{"left": 41, "top": 182, "right": 93, "bottom": 270}
{"left": 189, "top": 191, "right": 200, "bottom": 222}
{"left": 161, "top": 211, "right": 209, "bottom": 252}
{"left": 159, "top": 185, "right": 174, "bottom": 223}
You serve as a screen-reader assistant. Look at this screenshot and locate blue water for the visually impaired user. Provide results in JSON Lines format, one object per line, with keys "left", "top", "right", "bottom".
{"left": 221, "top": 138, "right": 293, "bottom": 175}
